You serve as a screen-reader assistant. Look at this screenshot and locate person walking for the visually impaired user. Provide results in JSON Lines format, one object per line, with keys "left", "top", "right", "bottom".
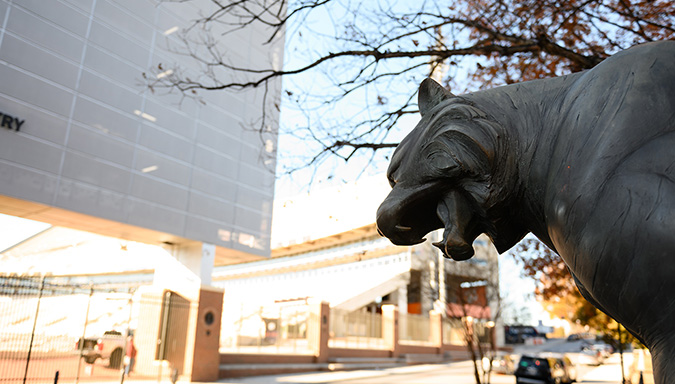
{"left": 124, "top": 335, "right": 137, "bottom": 377}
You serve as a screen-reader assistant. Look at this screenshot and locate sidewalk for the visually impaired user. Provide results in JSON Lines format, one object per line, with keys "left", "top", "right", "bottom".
{"left": 580, "top": 353, "right": 633, "bottom": 384}
{"left": 89, "top": 352, "right": 642, "bottom": 384}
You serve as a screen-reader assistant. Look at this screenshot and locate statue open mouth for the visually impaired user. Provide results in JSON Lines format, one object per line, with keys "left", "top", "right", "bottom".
{"left": 376, "top": 186, "right": 481, "bottom": 261}
{"left": 432, "top": 189, "right": 480, "bottom": 261}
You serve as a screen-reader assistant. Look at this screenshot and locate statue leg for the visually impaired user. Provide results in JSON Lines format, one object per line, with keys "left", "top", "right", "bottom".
{"left": 650, "top": 338, "right": 675, "bottom": 384}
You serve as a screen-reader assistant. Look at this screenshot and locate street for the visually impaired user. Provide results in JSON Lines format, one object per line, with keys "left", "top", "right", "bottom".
{"left": 217, "top": 353, "right": 631, "bottom": 384}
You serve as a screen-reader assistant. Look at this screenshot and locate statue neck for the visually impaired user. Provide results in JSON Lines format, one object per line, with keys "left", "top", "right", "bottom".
{"left": 463, "top": 73, "right": 582, "bottom": 245}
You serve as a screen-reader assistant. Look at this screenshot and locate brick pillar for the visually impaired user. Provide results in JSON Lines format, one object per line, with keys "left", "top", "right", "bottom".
{"left": 307, "top": 301, "right": 330, "bottom": 363}
{"left": 190, "top": 287, "right": 224, "bottom": 382}
{"left": 429, "top": 309, "right": 443, "bottom": 350}
{"left": 382, "top": 304, "right": 399, "bottom": 357}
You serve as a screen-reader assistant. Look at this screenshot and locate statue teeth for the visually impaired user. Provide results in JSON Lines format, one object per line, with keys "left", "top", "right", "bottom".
{"left": 395, "top": 225, "right": 412, "bottom": 231}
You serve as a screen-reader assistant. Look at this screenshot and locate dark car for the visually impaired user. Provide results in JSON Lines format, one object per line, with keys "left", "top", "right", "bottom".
{"left": 515, "top": 355, "right": 576, "bottom": 384}
{"left": 505, "top": 325, "right": 543, "bottom": 344}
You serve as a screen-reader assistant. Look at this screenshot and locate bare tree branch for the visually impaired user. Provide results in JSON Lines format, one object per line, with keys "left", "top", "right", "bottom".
{"left": 152, "top": 0, "right": 675, "bottom": 176}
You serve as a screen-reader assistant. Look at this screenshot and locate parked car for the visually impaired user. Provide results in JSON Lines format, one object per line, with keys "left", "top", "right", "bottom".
{"left": 578, "top": 343, "right": 606, "bottom": 365}
{"left": 567, "top": 332, "right": 595, "bottom": 341}
{"left": 590, "top": 342, "right": 613, "bottom": 358}
{"left": 75, "top": 330, "right": 126, "bottom": 368}
{"left": 515, "top": 355, "right": 576, "bottom": 384}
{"left": 506, "top": 325, "right": 544, "bottom": 344}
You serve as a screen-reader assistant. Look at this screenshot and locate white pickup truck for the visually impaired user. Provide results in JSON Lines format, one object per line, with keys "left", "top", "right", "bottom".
{"left": 75, "top": 330, "right": 126, "bottom": 368}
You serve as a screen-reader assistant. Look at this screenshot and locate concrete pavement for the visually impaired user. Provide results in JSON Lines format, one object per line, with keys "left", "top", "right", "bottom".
{"left": 207, "top": 353, "right": 630, "bottom": 384}
{"left": 108, "top": 355, "right": 630, "bottom": 384}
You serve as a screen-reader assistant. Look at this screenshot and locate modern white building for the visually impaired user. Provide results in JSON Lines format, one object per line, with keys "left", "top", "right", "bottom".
{"left": 214, "top": 178, "right": 504, "bottom": 352}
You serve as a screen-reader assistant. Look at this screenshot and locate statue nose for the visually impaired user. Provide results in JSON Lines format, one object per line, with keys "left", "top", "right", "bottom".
{"left": 375, "top": 198, "right": 399, "bottom": 239}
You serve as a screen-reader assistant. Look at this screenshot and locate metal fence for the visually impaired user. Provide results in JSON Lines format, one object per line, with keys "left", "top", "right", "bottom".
{"left": 220, "top": 301, "right": 313, "bottom": 354}
{"left": 441, "top": 317, "right": 490, "bottom": 346}
{"left": 399, "top": 313, "right": 432, "bottom": 345}
{"left": 442, "top": 317, "right": 466, "bottom": 345}
{"left": 328, "top": 308, "right": 386, "bottom": 349}
{"left": 0, "top": 274, "right": 180, "bottom": 384}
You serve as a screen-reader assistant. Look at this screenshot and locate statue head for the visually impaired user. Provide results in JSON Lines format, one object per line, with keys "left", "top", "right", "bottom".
{"left": 376, "top": 78, "right": 526, "bottom": 260}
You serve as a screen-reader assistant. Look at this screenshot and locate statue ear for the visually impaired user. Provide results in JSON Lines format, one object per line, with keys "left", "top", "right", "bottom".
{"left": 418, "top": 78, "right": 455, "bottom": 116}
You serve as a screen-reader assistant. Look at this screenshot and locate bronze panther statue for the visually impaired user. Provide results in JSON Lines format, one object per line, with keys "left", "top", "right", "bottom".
{"left": 376, "top": 41, "right": 675, "bottom": 382}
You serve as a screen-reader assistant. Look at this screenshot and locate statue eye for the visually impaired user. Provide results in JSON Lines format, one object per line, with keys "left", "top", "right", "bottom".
{"left": 428, "top": 151, "right": 458, "bottom": 172}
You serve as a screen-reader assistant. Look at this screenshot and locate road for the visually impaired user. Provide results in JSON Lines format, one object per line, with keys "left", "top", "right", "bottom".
{"left": 219, "top": 339, "right": 633, "bottom": 384}
{"left": 219, "top": 356, "right": 630, "bottom": 384}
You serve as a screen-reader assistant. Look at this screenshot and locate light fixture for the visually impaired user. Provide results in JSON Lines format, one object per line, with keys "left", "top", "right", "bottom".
{"left": 133, "top": 109, "right": 157, "bottom": 122}
{"left": 141, "top": 165, "right": 158, "bottom": 173}
{"left": 156, "top": 69, "right": 173, "bottom": 79}
{"left": 163, "top": 26, "right": 179, "bottom": 36}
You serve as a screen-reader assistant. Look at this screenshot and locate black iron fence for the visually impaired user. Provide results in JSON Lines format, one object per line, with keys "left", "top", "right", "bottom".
{"left": 0, "top": 274, "right": 142, "bottom": 383}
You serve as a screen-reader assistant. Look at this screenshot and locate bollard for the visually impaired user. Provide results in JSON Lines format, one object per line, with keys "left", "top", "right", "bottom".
{"left": 170, "top": 368, "right": 179, "bottom": 384}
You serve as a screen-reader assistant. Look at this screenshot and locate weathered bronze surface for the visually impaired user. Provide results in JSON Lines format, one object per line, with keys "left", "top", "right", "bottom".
{"left": 376, "top": 41, "right": 675, "bottom": 382}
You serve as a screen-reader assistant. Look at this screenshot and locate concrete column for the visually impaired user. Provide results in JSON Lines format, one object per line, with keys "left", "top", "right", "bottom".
{"left": 438, "top": 252, "right": 446, "bottom": 312}
{"left": 307, "top": 301, "right": 330, "bottom": 363}
{"left": 382, "top": 304, "right": 399, "bottom": 357}
{"left": 149, "top": 241, "right": 220, "bottom": 381}
{"left": 396, "top": 285, "right": 407, "bottom": 313}
{"left": 429, "top": 309, "right": 443, "bottom": 349}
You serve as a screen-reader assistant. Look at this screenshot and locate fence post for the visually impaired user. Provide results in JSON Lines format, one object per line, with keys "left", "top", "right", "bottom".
{"left": 75, "top": 284, "right": 94, "bottom": 384}
{"left": 120, "top": 290, "right": 135, "bottom": 384}
{"left": 382, "top": 305, "right": 399, "bottom": 358}
{"left": 307, "top": 301, "right": 330, "bottom": 363}
{"left": 23, "top": 275, "right": 45, "bottom": 384}
{"left": 429, "top": 310, "right": 443, "bottom": 352}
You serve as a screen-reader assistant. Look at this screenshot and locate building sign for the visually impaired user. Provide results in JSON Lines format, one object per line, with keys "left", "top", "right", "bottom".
{"left": 0, "top": 111, "right": 25, "bottom": 131}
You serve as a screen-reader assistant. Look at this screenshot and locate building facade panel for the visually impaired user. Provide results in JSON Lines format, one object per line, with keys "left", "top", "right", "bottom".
{"left": 193, "top": 146, "right": 239, "bottom": 180}
{"left": 92, "top": 0, "right": 155, "bottom": 42}
{"left": 125, "top": 197, "right": 186, "bottom": 235}
{"left": 0, "top": 162, "right": 59, "bottom": 204}
{"left": 196, "top": 104, "right": 245, "bottom": 138}
{"left": 0, "top": 33, "right": 81, "bottom": 89}
{"left": 143, "top": 100, "right": 197, "bottom": 139}
{"left": 60, "top": 0, "right": 93, "bottom": 13}
{"left": 15, "top": 0, "right": 91, "bottom": 36}
{"left": 0, "top": 64, "right": 75, "bottom": 116}
{"left": 77, "top": 70, "right": 143, "bottom": 114}
{"left": 129, "top": 174, "right": 189, "bottom": 211}
{"left": 134, "top": 149, "right": 192, "bottom": 186}
{"left": 184, "top": 216, "right": 233, "bottom": 249}
{"left": 0, "top": 131, "right": 63, "bottom": 173}
{"left": 66, "top": 122, "right": 136, "bottom": 168}
{"left": 71, "top": 96, "right": 140, "bottom": 141}
{"left": 195, "top": 123, "right": 243, "bottom": 161}
{"left": 5, "top": 6, "right": 86, "bottom": 62}
{"left": 137, "top": 124, "right": 194, "bottom": 163}
{"left": 87, "top": 21, "right": 149, "bottom": 68}
{"left": 55, "top": 178, "right": 128, "bottom": 222}
{"left": 82, "top": 44, "right": 144, "bottom": 88}
{"left": 61, "top": 152, "right": 132, "bottom": 194}
{"left": 187, "top": 192, "right": 235, "bottom": 223}
{"left": 0, "top": 94, "right": 69, "bottom": 144}
{"left": 190, "top": 169, "right": 237, "bottom": 203}
{"left": 0, "top": 1, "right": 282, "bottom": 259}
